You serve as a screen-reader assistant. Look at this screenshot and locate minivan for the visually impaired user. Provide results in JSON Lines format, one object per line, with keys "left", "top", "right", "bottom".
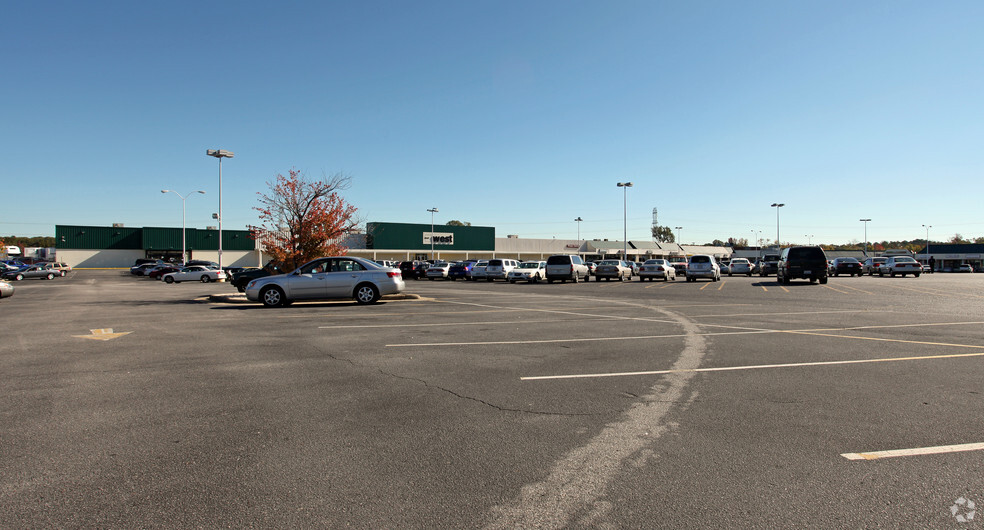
{"left": 777, "top": 246, "right": 828, "bottom": 284}
{"left": 545, "top": 254, "right": 589, "bottom": 283}
{"left": 484, "top": 259, "right": 518, "bottom": 281}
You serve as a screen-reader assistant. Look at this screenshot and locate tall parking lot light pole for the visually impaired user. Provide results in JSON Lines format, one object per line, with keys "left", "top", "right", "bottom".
{"left": 206, "top": 149, "right": 234, "bottom": 272}
{"left": 575, "top": 217, "right": 583, "bottom": 241}
{"left": 751, "top": 230, "right": 761, "bottom": 248}
{"left": 427, "top": 207, "right": 439, "bottom": 260}
{"left": 805, "top": 234, "right": 813, "bottom": 245}
{"left": 922, "top": 224, "right": 932, "bottom": 264}
{"left": 617, "top": 182, "right": 633, "bottom": 258}
{"left": 860, "top": 218, "right": 871, "bottom": 256}
{"left": 161, "top": 190, "right": 206, "bottom": 265}
{"left": 771, "top": 203, "right": 784, "bottom": 247}
{"left": 675, "top": 226, "right": 683, "bottom": 245}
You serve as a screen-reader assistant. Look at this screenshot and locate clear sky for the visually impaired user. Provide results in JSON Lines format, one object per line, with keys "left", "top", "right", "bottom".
{"left": 3, "top": 1, "right": 982, "bottom": 246}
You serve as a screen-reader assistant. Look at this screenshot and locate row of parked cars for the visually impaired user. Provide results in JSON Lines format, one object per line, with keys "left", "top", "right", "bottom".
{"left": 1, "top": 260, "right": 72, "bottom": 281}
{"left": 395, "top": 256, "right": 715, "bottom": 283}
{"left": 129, "top": 259, "right": 228, "bottom": 283}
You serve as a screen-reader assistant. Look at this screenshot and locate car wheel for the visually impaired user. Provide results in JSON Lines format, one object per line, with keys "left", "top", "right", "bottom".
{"left": 261, "top": 286, "right": 286, "bottom": 307}
{"left": 891, "top": 272, "right": 896, "bottom": 277}
{"left": 914, "top": 273, "right": 920, "bottom": 278}
{"left": 547, "top": 279, "right": 554, "bottom": 284}
{"left": 820, "top": 276, "right": 828, "bottom": 284}
{"left": 509, "top": 280, "right": 516, "bottom": 284}
{"left": 164, "top": 276, "right": 174, "bottom": 284}
{"left": 45, "top": 273, "right": 55, "bottom": 280}
{"left": 572, "top": 273, "right": 579, "bottom": 284}
{"left": 237, "top": 285, "right": 246, "bottom": 293}
{"left": 728, "top": 272, "right": 732, "bottom": 277}
{"left": 355, "top": 283, "right": 380, "bottom": 304}
{"left": 201, "top": 275, "right": 210, "bottom": 283}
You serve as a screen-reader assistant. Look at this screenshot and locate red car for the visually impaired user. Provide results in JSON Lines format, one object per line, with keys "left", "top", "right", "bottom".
{"left": 148, "top": 265, "right": 181, "bottom": 280}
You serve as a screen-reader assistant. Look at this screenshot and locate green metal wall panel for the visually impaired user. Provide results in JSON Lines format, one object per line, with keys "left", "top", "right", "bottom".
{"left": 367, "top": 222, "right": 495, "bottom": 251}
{"left": 55, "top": 225, "right": 255, "bottom": 251}
{"left": 56, "top": 225, "right": 142, "bottom": 249}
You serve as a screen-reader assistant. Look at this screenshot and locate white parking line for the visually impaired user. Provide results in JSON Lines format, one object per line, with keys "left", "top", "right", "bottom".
{"left": 841, "top": 442, "right": 984, "bottom": 461}
{"left": 319, "top": 318, "right": 604, "bottom": 329}
{"left": 520, "top": 351, "right": 984, "bottom": 381}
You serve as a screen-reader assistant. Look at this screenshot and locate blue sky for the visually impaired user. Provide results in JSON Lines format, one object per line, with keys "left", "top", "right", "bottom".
{"left": 3, "top": 1, "right": 982, "bottom": 245}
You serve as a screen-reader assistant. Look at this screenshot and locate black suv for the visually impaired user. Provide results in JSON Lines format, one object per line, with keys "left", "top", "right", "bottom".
{"left": 777, "top": 246, "right": 828, "bottom": 284}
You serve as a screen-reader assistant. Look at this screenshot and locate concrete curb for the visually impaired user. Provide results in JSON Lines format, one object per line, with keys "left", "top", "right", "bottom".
{"left": 207, "top": 292, "right": 422, "bottom": 304}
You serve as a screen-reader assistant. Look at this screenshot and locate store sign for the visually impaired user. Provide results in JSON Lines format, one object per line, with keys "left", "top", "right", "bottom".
{"left": 423, "top": 232, "right": 454, "bottom": 246}
{"left": 565, "top": 244, "right": 580, "bottom": 249}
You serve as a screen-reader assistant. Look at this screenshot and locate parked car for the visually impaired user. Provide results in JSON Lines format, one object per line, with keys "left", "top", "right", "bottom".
{"left": 148, "top": 265, "right": 182, "bottom": 280}
{"left": 470, "top": 260, "right": 489, "bottom": 281}
{"left": 686, "top": 255, "right": 720, "bottom": 282}
{"left": 639, "top": 259, "right": 676, "bottom": 281}
{"left": 186, "top": 260, "right": 220, "bottom": 269}
{"left": 831, "top": 257, "right": 863, "bottom": 277}
{"left": 245, "top": 256, "right": 405, "bottom": 306}
{"left": 231, "top": 265, "right": 283, "bottom": 292}
{"left": 0, "top": 280, "right": 12, "bottom": 299}
{"left": 669, "top": 259, "right": 688, "bottom": 277}
{"left": 508, "top": 261, "right": 547, "bottom": 283}
{"left": 878, "top": 256, "right": 922, "bottom": 277}
{"left": 2, "top": 265, "right": 60, "bottom": 281}
{"left": 485, "top": 259, "right": 519, "bottom": 281}
{"left": 777, "top": 246, "right": 828, "bottom": 284}
{"left": 398, "top": 261, "right": 424, "bottom": 280}
{"left": 957, "top": 264, "right": 974, "bottom": 273}
{"left": 863, "top": 257, "right": 888, "bottom": 276}
{"left": 426, "top": 262, "right": 452, "bottom": 280}
{"left": 133, "top": 258, "right": 163, "bottom": 267}
{"left": 545, "top": 254, "right": 589, "bottom": 283}
{"left": 728, "top": 258, "right": 752, "bottom": 276}
{"left": 758, "top": 255, "right": 780, "bottom": 276}
{"left": 162, "top": 266, "right": 227, "bottom": 284}
{"left": 625, "top": 262, "right": 641, "bottom": 276}
{"left": 448, "top": 260, "right": 476, "bottom": 281}
{"left": 594, "top": 260, "right": 632, "bottom": 281}
{"left": 48, "top": 262, "right": 72, "bottom": 276}
{"left": 130, "top": 263, "right": 161, "bottom": 276}
{"left": 719, "top": 262, "right": 731, "bottom": 275}
{"left": 373, "top": 260, "right": 400, "bottom": 268}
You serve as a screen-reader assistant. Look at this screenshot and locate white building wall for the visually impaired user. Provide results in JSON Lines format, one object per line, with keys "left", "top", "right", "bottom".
{"left": 56, "top": 249, "right": 146, "bottom": 268}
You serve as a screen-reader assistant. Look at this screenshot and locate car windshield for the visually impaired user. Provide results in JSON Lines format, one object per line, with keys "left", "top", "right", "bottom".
{"left": 643, "top": 260, "right": 661, "bottom": 265}
{"left": 599, "top": 260, "right": 620, "bottom": 265}
{"left": 690, "top": 256, "right": 710, "bottom": 263}
{"left": 894, "top": 257, "right": 916, "bottom": 263}
{"left": 518, "top": 262, "right": 540, "bottom": 269}
{"left": 838, "top": 258, "right": 859, "bottom": 263}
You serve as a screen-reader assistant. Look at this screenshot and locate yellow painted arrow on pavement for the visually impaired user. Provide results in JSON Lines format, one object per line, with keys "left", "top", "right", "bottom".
{"left": 74, "top": 328, "right": 132, "bottom": 341}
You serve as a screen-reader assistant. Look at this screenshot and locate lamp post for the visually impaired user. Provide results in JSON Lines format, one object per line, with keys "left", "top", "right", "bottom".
{"left": 751, "top": 230, "right": 761, "bottom": 248}
{"left": 617, "top": 182, "right": 633, "bottom": 259}
{"left": 427, "top": 207, "right": 439, "bottom": 260}
{"left": 675, "top": 226, "right": 683, "bottom": 245}
{"left": 922, "top": 224, "right": 932, "bottom": 267}
{"left": 575, "top": 217, "right": 583, "bottom": 241}
{"left": 206, "top": 149, "right": 234, "bottom": 272}
{"left": 860, "top": 218, "right": 871, "bottom": 256}
{"left": 161, "top": 189, "right": 206, "bottom": 265}
{"left": 805, "top": 234, "right": 813, "bottom": 245}
{"left": 770, "top": 203, "right": 784, "bottom": 247}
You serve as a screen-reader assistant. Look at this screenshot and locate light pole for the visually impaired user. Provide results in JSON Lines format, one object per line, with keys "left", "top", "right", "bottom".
{"left": 770, "top": 203, "right": 784, "bottom": 247}
{"left": 751, "top": 230, "right": 761, "bottom": 248}
{"left": 675, "top": 226, "right": 683, "bottom": 245}
{"left": 617, "top": 182, "right": 633, "bottom": 259}
{"left": 427, "top": 207, "right": 439, "bottom": 260}
{"left": 161, "top": 189, "right": 206, "bottom": 265}
{"left": 922, "top": 224, "right": 932, "bottom": 267}
{"left": 575, "top": 217, "right": 583, "bottom": 241}
{"left": 805, "top": 234, "right": 813, "bottom": 245}
{"left": 206, "top": 149, "right": 234, "bottom": 272}
{"left": 860, "top": 218, "right": 871, "bottom": 256}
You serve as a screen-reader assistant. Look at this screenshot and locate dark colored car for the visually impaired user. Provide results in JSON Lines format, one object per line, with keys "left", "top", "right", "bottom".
{"left": 399, "top": 261, "right": 429, "bottom": 280}
{"left": 777, "top": 246, "right": 828, "bottom": 284}
{"left": 831, "top": 257, "right": 862, "bottom": 277}
{"left": 758, "top": 255, "right": 780, "bottom": 276}
{"left": 148, "top": 265, "right": 182, "bottom": 280}
{"left": 448, "top": 260, "right": 476, "bottom": 280}
{"left": 230, "top": 264, "right": 283, "bottom": 292}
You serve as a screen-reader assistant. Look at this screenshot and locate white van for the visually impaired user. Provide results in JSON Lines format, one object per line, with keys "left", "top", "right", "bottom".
{"left": 5, "top": 246, "right": 21, "bottom": 256}
{"left": 545, "top": 254, "right": 589, "bottom": 283}
{"left": 484, "top": 259, "right": 518, "bottom": 281}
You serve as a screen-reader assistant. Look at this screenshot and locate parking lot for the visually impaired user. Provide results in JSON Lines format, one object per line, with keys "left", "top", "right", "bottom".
{"left": 2, "top": 271, "right": 983, "bottom": 527}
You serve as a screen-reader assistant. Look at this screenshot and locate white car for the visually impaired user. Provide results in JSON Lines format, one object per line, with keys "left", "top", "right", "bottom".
{"left": 728, "top": 258, "right": 752, "bottom": 276}
{"left": 426, "top": 262, "right": 451, "bottom": 280}
{"left": 485, "top": 259, "right": 518, "bottom": 281}
{"left": 686, "top": 255, "right": 720, "bottom": 282}
{"left": 639, "top": 259, "right": 676, "bottom": 281}
{"left": 162, "top": 265, "right": 227, "bottom": 284}
{"left": 470, "top": 260, "right": 489, "bottom": 281}
{"left": 508, "top": 261, "right": 547, "bottom": 283}
{"left": 245, "top": 256, "right": 405, "bottom": 306}
{"left": 878, "top": 256, "right": 922, "bottom": 277}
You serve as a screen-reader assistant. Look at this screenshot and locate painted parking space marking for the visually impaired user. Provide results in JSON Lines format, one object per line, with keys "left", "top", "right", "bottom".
{"left": 520, "top": 351, "right": 984, "bottom": 381}
{"left": 821, "top": 284, "right": 852, "bottom": 295}
{"left": 829, "top": 282, "right": 874, "bottom": 295}
{"left": 319, "top": 318, "right": 607, "bottom": 329}
{"left": 841, "top": 442, "right": 984, "bottom": 461}
{"left": 699, "top": 282, "right": 712, "bottom": 291}
{"left": 717, "top": 281, "right": 726, "bottom": 291}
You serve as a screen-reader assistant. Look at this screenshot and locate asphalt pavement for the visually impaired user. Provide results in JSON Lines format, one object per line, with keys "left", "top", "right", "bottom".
{"left": 1, "top": 270, "right": 982, "bottom": 527}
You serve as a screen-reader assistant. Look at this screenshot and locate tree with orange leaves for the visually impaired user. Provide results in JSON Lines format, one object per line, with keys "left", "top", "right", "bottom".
{"left": 249, "top": 169, "right": 359, "bottom": 271}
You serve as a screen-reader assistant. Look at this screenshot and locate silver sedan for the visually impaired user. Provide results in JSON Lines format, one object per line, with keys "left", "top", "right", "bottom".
{"left": 0, "top": 280, "right": 13, "bottom": 299}
{"left": 246, "top": 256, "right": 405, "bottom": 307}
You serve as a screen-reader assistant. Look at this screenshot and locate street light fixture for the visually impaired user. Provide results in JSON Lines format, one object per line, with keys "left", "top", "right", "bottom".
{"left": 427, "top": 207, "right": 439, "bottom": 260}
{"left": 805, "top": 234, "right": 814, "bottom": 245}
{"left": 617, "top": 182, "right": 633, "bottom": 258}
{"left": 751, "top": 229, "right": 761, "bottom": 248}
{"left": 206, "top": 149, "right": 234, "bottom": 272}
{"left": 770, "top": 203, "right": 785, "bottom": 247}
{"left": 860, "top": 218, "right": 871, "bottom": 256}
{"left": 161, "top": 189, "right": 206, "bottom": 265}
{"left": 675, "top": 226, "right": 683, "bottom": 245}
{"left": 575, "top": 217, "right": 583, "bottom": 242}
